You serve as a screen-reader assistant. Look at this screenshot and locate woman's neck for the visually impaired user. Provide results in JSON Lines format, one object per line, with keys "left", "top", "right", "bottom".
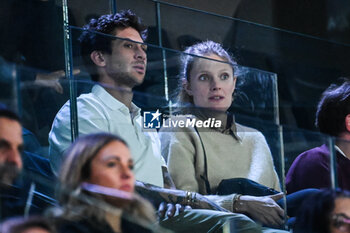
{"left": 194, "top": 108, "right": 229, "bottom": 129}
{"left": 105, "top": 211, "right": 122, "bottom": 233}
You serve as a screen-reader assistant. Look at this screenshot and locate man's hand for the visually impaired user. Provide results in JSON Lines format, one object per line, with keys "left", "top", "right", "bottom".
{"left": 35, "top": 69, "right": 80, "bottom": 94}
{"left": 157, "top": 202, "right": 191, "bottom": 219}
{"left": 235, "top": 193, "right": 285, "bottom": 227}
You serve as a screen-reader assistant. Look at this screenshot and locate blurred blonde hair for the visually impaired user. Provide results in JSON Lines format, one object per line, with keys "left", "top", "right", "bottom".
{"left": 51, "top": 133, "right": 156, "bottom": 228}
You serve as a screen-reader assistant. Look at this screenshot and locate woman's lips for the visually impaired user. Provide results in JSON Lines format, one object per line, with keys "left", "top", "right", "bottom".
{"left": 208, "top": 96, "right": 224, "bottom": 101}
{"left": 119, "top": 184, "right": 133, "bottom": 192}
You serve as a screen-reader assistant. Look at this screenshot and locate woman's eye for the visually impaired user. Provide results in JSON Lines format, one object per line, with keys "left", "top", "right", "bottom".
{"left": 199, "top": 75, "right": 208, "bottom": 81}
{"left": 129, "top": 164, "right": 134, "bottom": 170}
{"left": 221, "top": 73, "right": 230, "bottom": 80}
{"left": 107, "top": 162, "right": 117, "bottom": 167}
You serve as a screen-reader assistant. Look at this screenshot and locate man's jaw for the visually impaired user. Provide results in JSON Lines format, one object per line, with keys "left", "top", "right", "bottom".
{"left": 0, "top": 163, "right": 20, "bottom": 187}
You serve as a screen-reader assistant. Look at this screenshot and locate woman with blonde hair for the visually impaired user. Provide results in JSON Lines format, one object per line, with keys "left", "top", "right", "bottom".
{"left": 160, "top": 40, "right": 318, "bottom": 228}
{"left": 52, "top": 132, "right": 160, "bottom": 233}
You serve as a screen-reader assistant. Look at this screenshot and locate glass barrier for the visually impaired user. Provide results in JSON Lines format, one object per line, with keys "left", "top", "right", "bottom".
{"left": 0, "top": 170, "right": 166, "bottom": 232}
{"left": 151, "top": 1, "right": 350, "bottom": 136}
{"left": 0, "top": 25, "right": 341, "bottom": 184}
{"left": 1, "top": 0, "right": 350, "bottom": 232}
{"left": 0, "top": 60, "right": 72, "bottom": 155}
{"left": 60, "top": 0, "right": 350, "bottom": 140}
{"left": 1, "top": 0, "right": 67, "bottom": 88}
{"left": 2, "top": 0, "right": 350, "bottom": 136}
{"left": 65, "top": 0, "right": 114, "bottom": 27}
{"left": 0, "top": 78, "right": 343, "bottom": 232}
{"left": 89, "top": 0, "right": 350, "bottom": 135}
{"left": 282, "top": 125, "right": 339, "bottom": 189}
{"left": 68, "top": 26, "right": 279, "bottom": 120}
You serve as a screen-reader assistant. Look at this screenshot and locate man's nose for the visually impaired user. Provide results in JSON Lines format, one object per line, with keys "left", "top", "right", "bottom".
{"left": 134, "top": 46, "right": 146, "bottom": 61}
{"left": 6, "top": 149, "right": 22, "bottom": 170}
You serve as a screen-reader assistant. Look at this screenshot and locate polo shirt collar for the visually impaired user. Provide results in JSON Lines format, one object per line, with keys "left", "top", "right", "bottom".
{"left": 92, "top": 84, "right": 141, "bottom": 117}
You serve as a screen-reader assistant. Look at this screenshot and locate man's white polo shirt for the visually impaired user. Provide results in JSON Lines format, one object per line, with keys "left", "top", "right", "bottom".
{"left": 49, "top": 84, "right": 164, "bottom": 187}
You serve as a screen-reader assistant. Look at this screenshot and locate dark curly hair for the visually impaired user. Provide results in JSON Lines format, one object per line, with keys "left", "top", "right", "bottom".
{"left": 293, "top": 189, "right": 350, "bottom": 233}
{"left": 316, "top": 78, "right": 350, "bottom": 137}
{"left": 0, "top": 105, "right": 20, "bottom": 123}
{"left": 79, "top": 10, "right": 147, "bottom": 81}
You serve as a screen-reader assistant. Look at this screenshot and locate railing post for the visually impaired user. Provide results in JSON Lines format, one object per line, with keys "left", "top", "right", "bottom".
{"left": 62, "top": 0, "right": 78, "bottom": 142}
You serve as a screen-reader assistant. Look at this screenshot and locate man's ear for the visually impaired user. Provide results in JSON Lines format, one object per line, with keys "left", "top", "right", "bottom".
{"left": 90, "top": 51, "right": 106, "bottom": 67}
{"left": 345, "top": 114, "right": 350, "bottom": 132}
{"left": 183, "top": 81, "right": 193, "bottom": 96}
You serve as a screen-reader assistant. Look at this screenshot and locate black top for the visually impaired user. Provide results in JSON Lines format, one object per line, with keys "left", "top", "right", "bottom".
{"left": 56, "top": 216, "right": 154, "bottom": 233}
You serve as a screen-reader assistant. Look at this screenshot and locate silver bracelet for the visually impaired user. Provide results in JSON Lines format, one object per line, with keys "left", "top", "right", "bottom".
{"left": 232, "top": 194, "right": 242, "bottom": 212}
{"left": 185, "top": 191, "right": 197, "bottom": 205}
{"left": 185, "top": 191, "right": 192, "bottom": 205}
{"left": 192, "top": 192, "right": 197, "bottom": 203}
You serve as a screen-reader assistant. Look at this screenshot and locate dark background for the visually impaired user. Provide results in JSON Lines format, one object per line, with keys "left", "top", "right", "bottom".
{"left": 1, "top": 0, "right": 349, "bottom": 167}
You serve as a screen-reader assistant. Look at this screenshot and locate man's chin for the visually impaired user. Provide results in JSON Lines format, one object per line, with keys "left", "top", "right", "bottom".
{"left": 133, "top": 74, "right": 145, "bottom": 86}
{"left": 0, "top": 164, "right": 20, "bottom": 187}
{"left": 111, "top": 72, "right": 145, "bottom": 89}
{"left": 129, "top": 70, "right": 145, "bottom": 83}
{"left": 127, "top": 78, "right": 144, "bottom": 89}
{"left": 0, "top": 178, "right": 17, "bottom": 188}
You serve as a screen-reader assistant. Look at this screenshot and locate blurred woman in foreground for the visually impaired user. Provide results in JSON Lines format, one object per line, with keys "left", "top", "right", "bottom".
{"left": 53, "top": 133, "right": 159, "bottom": 233}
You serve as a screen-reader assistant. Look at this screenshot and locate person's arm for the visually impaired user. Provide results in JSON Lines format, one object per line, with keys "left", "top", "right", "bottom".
{"left": 34, "top": 68, "right": 81, "bottom": 94}
{"left": 235, "top": 193, "right": 285, "bottom": 227}
{"left": 286, "top": 147, "right": 331, "bottom": 193}
{"left": 136, "top": 181, "right": 284, "bottom": 226}
{"left": 206, "top": 192, "right": 285, "bottom": 227}
{"left": 159, "top": 127, "right": 201, "bottom": 193}
{"left": 135, "top": 181, "right": 227, "bottom": 212}
{"left": 162, "top": 166, "right": 176, "bottom": 190}
{"left": 81, "top": 182, "right": 190, "bottom": 219}
{"left": 246, "top": 131, "right": 281, "bottom": 191}
{"left": 49, "top": 98, "right": 110, "bottom": 175}
{"left": 159, "top": 123, "right": 284, "bottom": 226}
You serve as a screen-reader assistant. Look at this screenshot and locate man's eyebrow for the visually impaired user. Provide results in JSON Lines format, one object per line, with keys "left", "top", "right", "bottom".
{"left": 0, "top": 139, "right": 10, "bottom": 148}
{"left": 116, "top": 37, "right": 146, "bottom": 46}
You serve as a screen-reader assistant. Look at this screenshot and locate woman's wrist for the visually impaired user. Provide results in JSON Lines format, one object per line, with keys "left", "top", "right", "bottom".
{"left": 184, "top": 191, "right": 197, "bottom": 206}
{"left": 232, "top": 194, "right": 243, "bottom": 212}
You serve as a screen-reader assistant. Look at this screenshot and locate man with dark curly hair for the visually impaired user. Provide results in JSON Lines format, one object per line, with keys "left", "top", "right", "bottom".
{"left": 49, "top": 10, "right": 160, "bottom": 185}
{"left": 286, "top": 78, "right": 350, "bottom": 193}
